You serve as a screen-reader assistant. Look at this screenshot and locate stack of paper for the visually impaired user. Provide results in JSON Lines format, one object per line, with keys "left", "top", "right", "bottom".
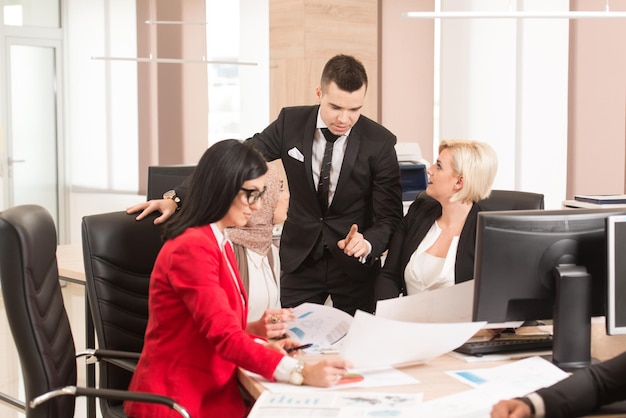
{"left": 247, "top": 356, "right": 570, "bottom": 418}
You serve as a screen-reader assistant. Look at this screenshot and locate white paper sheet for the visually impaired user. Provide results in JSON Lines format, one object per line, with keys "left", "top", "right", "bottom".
{"left": 247, "top": 391, "right": 424, "bottom": 418}
{"left": 339, "top": 310, "right": 486, "bottom": 369}
{"left": 375, "top": 280, "right": 475, "bottom": 323}
{"left": 247, "top": 357, "right": 569, "bottom": 418}
{"left": 245, "top": 367, "right": 420, "bottom": 393}
{"left": 416, "top": 356, "right": 569, "bottom": 417}
{"left": 375, "top": 280, "right": 524, "bottom": 330}
{"left": 285, "top": 302, "right": 353, "bottom": 348}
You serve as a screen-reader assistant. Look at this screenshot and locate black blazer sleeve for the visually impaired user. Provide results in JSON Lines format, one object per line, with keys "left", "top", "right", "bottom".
{"left": 537, "top": 351, "right": 626, "bottom": 418}
{"left": 174, "top": 176, "right": 192, "bottom": 200}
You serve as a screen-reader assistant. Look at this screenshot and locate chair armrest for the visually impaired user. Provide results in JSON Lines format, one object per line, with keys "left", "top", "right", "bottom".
{"left": 76, "top": 348, "right": 141, "bottom": 365}
{"left": 101, "top": 357, "right": 137, "bottom": 373}
{"left": 29, "top": 385, "right": 191, "bottom": 418}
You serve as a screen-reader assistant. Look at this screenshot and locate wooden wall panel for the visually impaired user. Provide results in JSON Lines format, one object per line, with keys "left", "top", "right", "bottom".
{"left": 269, "top": 0, "right": 305, "bottom": 59}
{"left": 269, "top": 0, "right": 379, "bottom": 121}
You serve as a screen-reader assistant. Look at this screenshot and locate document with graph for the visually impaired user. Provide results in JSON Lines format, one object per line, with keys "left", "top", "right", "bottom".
{"left": 285, "top": 303, "right": 353, "bottom": 350}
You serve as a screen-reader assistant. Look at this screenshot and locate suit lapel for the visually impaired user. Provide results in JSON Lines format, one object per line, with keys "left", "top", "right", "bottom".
{"left": 303, "top": 108, "right": 318, "bottom": 193}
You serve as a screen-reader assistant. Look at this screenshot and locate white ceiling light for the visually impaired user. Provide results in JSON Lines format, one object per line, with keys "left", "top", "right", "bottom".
{"left": 403, "top": 11, "right": 626, "bottom": 19}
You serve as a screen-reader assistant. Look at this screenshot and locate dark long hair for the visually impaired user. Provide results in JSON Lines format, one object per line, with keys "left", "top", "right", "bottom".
{"left": 163, "top": 139, "right": 267, "bottom": 240}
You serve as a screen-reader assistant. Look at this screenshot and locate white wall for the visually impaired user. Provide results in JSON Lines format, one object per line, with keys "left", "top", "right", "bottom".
{"left": 439, "top": 0, "right": 569, "bottom": 209}
{"left": 64, "top": 0, "right": 269, "bottom": 245}
{"left": 69, "top": 192, "right": 145, "bottom": 245}
{"left": 66, "top": 0, "right": 138, "bottom": 193}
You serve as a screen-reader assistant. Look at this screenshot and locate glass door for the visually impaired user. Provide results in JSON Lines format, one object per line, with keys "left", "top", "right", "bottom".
{"left": 5, "top": 38, "right": 65, "bottom": 240}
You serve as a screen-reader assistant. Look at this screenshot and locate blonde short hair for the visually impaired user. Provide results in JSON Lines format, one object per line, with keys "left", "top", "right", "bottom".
{"left": 438, "top": 139, "right": 498, "bottom": 203}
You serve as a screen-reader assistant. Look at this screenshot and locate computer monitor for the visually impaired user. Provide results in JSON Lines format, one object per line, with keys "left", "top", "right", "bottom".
{"left": 606, "top": 214, "right": 626, "bottom": 335}
{"left": 399, "top": 161, "right": 428, "bottom": 201}
{"left": 472, "top": 208, "right": 626, "bottom": 370}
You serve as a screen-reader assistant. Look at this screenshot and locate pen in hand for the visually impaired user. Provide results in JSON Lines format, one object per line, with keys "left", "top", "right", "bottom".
{"left": 286, "top": 343, "right": 313, "bottom": 354}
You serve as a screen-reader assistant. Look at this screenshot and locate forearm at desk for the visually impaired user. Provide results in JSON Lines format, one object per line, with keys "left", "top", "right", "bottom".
{"left": 537, "top": 352, "right": 626, "bottom": 418}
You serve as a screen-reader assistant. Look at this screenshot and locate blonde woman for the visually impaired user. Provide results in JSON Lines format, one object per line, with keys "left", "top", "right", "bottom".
{"left": 375, "top": 139, "right": 498, "bottom": 299}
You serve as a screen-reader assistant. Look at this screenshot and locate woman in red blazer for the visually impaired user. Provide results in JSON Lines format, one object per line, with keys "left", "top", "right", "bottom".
{"left": 124, "top": 140, "right": 351, "bottom": 418}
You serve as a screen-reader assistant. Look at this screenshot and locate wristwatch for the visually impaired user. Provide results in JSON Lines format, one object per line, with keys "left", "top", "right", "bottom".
{"left": 288, "top": 361, "right": 305, "bottom": 385}
{"left": 163, "top": 189, "right": 182, "bottom": 210}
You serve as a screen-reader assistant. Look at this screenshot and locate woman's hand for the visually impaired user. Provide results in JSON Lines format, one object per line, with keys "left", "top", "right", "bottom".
{"left": 302, "top": 358, "right": 354, "bottom": 387}
{"left": 246, "top": 308, "right": 296, "bottom": 339}
{"left": 266, "top": 337, "right": 301, "bottom": 354}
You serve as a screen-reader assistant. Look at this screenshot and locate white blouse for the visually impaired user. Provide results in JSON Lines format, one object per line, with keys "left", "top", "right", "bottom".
{"left": 245, "top": 245, "right": 281, "bottom": 322}
{"left": 404, "top": 221, "right": 460, "bottom": 295}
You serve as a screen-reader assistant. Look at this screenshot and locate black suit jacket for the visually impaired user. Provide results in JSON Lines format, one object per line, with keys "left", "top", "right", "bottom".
{"left": 537, "top": 351, "right": 626, "bottom": 417}
{"left": 375, "top": 194, "right": 483, "bottom": 300}
{"left": 247, "top": 105, "right": 403, "bottom": 281}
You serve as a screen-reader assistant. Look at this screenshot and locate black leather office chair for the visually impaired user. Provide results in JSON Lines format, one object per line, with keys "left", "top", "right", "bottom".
{"left": 416, "top": 189, "right": 544, "bottom": 211}
{"left": 478, "top": 189, "right": 544, "bottom": 210}
{"left": 146, "top": 164, "right": 196, "bottom": 200}
{"left": 82, "top": 210, "right": 165, "bottom": 418}
{"left": 0, "top": 205, "right": 190, "bottom": 418}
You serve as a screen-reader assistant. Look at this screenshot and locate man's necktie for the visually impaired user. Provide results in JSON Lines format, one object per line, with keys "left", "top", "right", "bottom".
{"left": 317, "top": 128, "right": 340, "bottom": 212}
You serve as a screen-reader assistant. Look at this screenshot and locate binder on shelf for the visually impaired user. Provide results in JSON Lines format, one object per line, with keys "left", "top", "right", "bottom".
{"left": 574, "top": 194, "right": 626, "bottom": 205}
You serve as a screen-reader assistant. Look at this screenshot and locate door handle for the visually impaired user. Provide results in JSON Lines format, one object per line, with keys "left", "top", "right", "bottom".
{"left": 8, "top": 158, "right": 25, "bottom": 164}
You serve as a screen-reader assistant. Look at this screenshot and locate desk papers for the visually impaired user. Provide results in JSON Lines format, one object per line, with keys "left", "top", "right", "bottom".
{"left": 285, "top": 303, "right": 352, "bottom": 349}
{"left": 340, "top": 311, "right": 485, "bottom": 369}
{"left": 247, "top": 357, "right": 568, "bottom": 418}
{"left": 416, "top": 356, "right": 569, "bottom": 417}
{"left": 375, "top": 280, "right": 474, "bottom": 323}
{"left": 375, "top": 281, "right": 524, "bottom": 330}
{"left": 248, "top": 391, "right": 424, "bottom": 418}
{"left": 246, "top": 367, "right": 419, "bottom": 393}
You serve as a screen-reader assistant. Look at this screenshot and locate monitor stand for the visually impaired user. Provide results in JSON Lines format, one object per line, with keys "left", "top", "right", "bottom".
{"left": 551, "top": 265, "right": 595, "bottom": 372}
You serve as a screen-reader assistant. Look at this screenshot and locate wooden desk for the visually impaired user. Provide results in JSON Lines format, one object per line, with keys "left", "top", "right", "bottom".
{"left": 238, "top": 321, "right": 626, "bottom": 413}
{"left": 238, "top": 352, "right": 514, "bottom": 402}
{"left": 56, "top": 244, "right": 96, "bottom": 418}
{"left": 57, "top": 244, "right": 85, "bottom": 283}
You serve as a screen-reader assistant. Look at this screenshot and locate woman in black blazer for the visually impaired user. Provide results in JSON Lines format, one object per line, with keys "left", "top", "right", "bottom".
{"left": 375, "top": 139, "right": 498, "bottom": 300}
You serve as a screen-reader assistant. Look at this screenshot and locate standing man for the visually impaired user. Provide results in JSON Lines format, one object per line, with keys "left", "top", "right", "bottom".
{"left": 128, "top": 54, "right": 403, "bottom": 315}
{"left": 246, "top": 55, "right": 402, "bottom": 315}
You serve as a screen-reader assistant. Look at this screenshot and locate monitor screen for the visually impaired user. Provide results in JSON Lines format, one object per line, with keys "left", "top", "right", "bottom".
{"left": 472, "top": 208, "right": 626, "bottom": 369}
{"left": 606, "top": 214, "right": 626, "bottom": 335}
{"left": 399, "top": 162, "right": 427, "bottom": 202}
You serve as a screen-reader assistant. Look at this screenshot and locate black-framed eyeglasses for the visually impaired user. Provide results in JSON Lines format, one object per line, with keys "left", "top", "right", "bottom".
{"left": 240, "top": 187, "right": 267, "bottom": 205}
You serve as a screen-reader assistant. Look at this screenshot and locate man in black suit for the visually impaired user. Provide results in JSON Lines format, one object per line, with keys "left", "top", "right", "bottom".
{"left": 490, "top": 351, "right": 626, "bottom": 418}
{"left": 246, "top": 55, "right": 403, "bottom": 315}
